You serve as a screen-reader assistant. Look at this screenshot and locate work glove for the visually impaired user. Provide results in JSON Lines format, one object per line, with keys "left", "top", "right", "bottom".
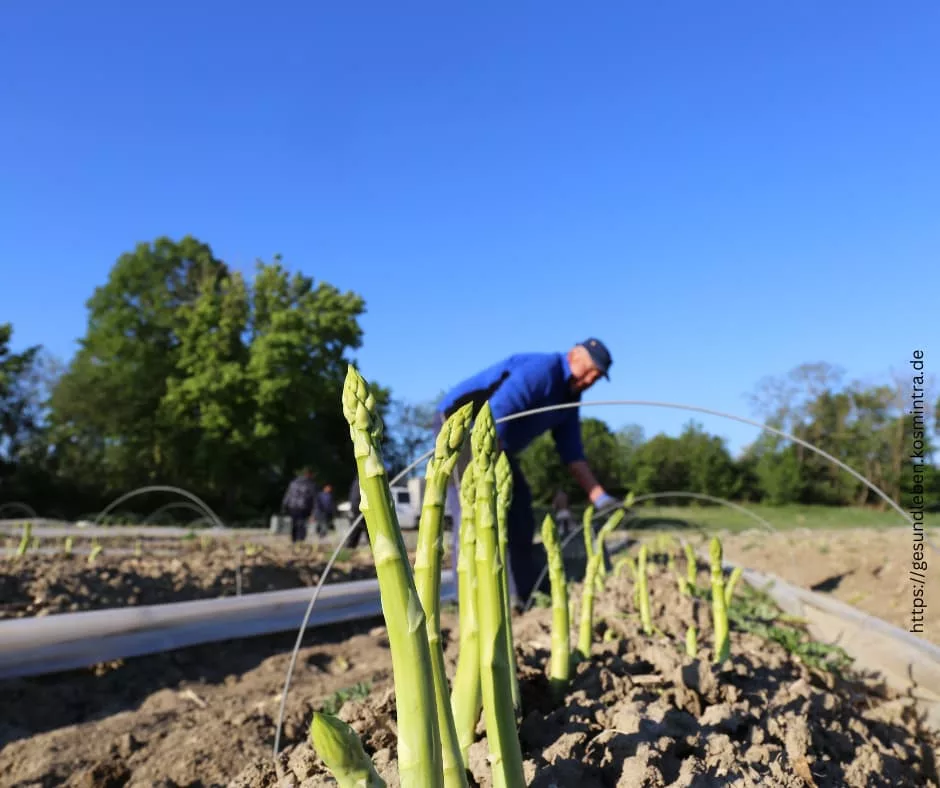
{"left": 594, "top": 492, "right": 619, "bottom": 514}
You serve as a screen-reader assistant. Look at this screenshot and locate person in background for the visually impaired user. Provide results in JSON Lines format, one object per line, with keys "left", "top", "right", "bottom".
{"left": 281, "top": 468, "right": 317, "bottom": 543}
{"left": 347, "top": 475, "right": 366, "bottom": 547}
{"left": 315, "top": 484, "right": 335, "bottom": 537}
{"left": 435, "top": 338, "right": 619, "bottom": 605}
{"left": 552, "top": 488, "right": 572, "bottom": 538}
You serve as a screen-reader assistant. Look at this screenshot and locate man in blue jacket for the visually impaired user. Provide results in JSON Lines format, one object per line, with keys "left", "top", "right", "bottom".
{"left": 435, "top": 338, "right": 618, "bottom": 604}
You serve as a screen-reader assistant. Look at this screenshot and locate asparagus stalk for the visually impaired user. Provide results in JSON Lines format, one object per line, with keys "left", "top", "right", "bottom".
{"left": 64, "top": 536, "right": 73, "bottom": 557}
{"left": 582, "top": 504, "right": 595, "bottom": 561}
{"left": 710, "top": 537, "right": 730, "bottom": 664}
{"left": 88, "top": 540, "right": 102, "bottom": 565}
{"left": 684, "top": 542, "right": 697, "bottom": 592}
{"left": 637, "top": 544, "right": 652, "bottom": 635}
{"left": 494, "top": 452, "right": 520, "bottom": 716}
{"left": 541, "top": 514, "right": 569, "bottom": 701}
{"left": 342, "top": 366, "right": 444, "bottom": 788}
{"left": 450, "top": 462, "right": 481, "bottom": 767}
{"left": 594, "top": 508, "right": 624, "bottom": 584}
{"left": 724, "top": 566, "right": 743, "bottom": 606}
{"left": 16, "top": 522, "right": 32, "bottom": 557}
{"left": 686, "top": 625, "right": 698, "bottom": 658}
{"left": 414, "top": 404, "right": 473, "bottom": 788}
{"left": 574, "top": 549, "right": 603, "bottom": 662}
{"left": 471, "top": 404, "right": 525, "bottom": 788}
{"left": 310, "top": 711, "right": 388, "bottom": 788}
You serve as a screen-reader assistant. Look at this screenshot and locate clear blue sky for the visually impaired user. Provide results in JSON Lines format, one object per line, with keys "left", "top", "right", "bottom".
{"left": 2, "top": 1, "right": 938, "bottom": 457}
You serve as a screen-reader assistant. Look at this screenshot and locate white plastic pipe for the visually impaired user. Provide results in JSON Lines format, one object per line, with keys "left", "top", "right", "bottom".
{"left": 0, "top": 572, "right": 457, "bottom": 680}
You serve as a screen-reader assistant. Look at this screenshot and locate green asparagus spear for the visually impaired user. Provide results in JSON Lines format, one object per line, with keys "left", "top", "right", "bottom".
{"left": 684, "top": 542, "right": 697, "bottom": 592}
{"left": 637, "top": 544, "right": 652, "bottom": 635}
{"left": 16, "top": 522, "right": 32, "bottom": 557}
{"left": 686, "top": 625, "right": 698, "bottom": 658}
{"left": 64, "top": 536, "right": 73, "bottom": 557}
{"left": 450, "top": 462, "right": 481, "bottom": 767}
{"left": 582, "top": 504, "right": 595, "bottom": 561}
{"left": 471, "top": 404, "right": 525, "bottom": 788}
{"left": 710, "top": 537, "right": 730, "bottom": 664}
{"left": 310, "top": 711, "right": 387, "bottom": 788}
{"left": 724, "top": 566, "right": 743, "bottom": 606}
{"left": 494, "top": 452, "right": 520, "bottom": 716}
{"left": 541, "top": 514, "right": 569, "bottom": 701}
{"left": 414, "top": 404, "right": 473, "bottom": 788}
{"left": 574, "top": 548, "right": 603, "bottom": 662}
{"left": 342, "top": 366, "right": 443, "bottom": 788}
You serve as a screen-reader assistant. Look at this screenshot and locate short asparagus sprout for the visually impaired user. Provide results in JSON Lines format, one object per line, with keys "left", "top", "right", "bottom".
{"left": 134, "top": 539, "right": 142, "bottom": 558}
{"left": 594, "top": 508, "right": 625, "bottom": 583}
{"left": 310, "top": 711, "right": 387, "bottom": 788}
{"left": 710, "top": 537, "right": 730, "bottom": 664}
{"left": 450, "top": 462, "right": 481, "bottom": 768}
{"left": 471, "top": 403, "right": 525, "bottom": 787}
{"left": 414, "top": 403, "right": 473, "bottom": 788}
{"left": 17, "top": 522, "right": 32, "bottom": 557}
{"left": 724, "top": 566, "right": 743, "bottom": 606}
{"left": 575, "top": 548, "right": 604, "bottom": 662}
{"left": 614, "top": 555, "right": 636, "bottom": 580}
{"left": 494, "top": 452, "right": 520, "bottom": 717}
{"left": 686, "top": 625, "right": 698, "bottom": 658}
{"left": 64, "top": 536, "right": 73, "bottom": 556}
{"left": 342, "top": 366, "right": 443, "bottom": 787}
{"left": 684, "top": 542, "right": 697, "bottom": 593}
{"left": 88, "top": 540, "right": 103, "bottom": 564}
{"left": 582, "top": 504, "right": 595, "bottom": 561}
{"left": 637, "top": 545, "right": 652, "bottom": 635}
{"left": 541, "top": 514, "right": 570, "bottom": 700}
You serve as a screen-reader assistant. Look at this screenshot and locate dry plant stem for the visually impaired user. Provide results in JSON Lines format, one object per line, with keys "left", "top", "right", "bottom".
{"left": 310, "top": 712, "right": 388, "bottom": 788}
{"left": 414, "top": 404, "right": 473, "bottom": 788}
{"left": 710, "top": 537, "right": 730, "bottom": 664}
{"left": 343, "top": 366, "right": 444, "bottom": 788}
{"left": 450, "top": 462, "right": 481, "bottom": 768}
{"left": 541, "top": 514, "right": 570, "bottom": 700}
{"left": 494, "top": 452, "right": 520, "bottom": 715}
{"left": 472, "top": 404, "right": 526, "bottom": 788}
{"left": 637, "top": 544, "right": 652, "bottom": 635}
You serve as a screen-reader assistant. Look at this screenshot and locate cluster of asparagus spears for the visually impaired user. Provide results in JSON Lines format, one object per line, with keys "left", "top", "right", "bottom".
{"left": 310, "top": 367, "right": 527, "bottom": 787}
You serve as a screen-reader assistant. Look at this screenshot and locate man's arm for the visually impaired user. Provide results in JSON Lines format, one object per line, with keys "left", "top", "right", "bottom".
{"left": 568, "top": 460, "right": 606, "bottom": 503}
{"left": 553, "top": 412, "right": 613, "bottom": 506}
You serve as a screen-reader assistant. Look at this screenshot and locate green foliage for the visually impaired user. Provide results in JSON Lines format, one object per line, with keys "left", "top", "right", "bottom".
{"left": 319, "top": 681, "right": 372, "bottom": 715}
{"left": 6, "top": 236, "right": 388, "bottom": 519}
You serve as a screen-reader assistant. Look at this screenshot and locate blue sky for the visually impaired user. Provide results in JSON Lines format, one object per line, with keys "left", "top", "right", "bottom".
{"left": 2, "top": 1, "right": 938, "bottom": 457}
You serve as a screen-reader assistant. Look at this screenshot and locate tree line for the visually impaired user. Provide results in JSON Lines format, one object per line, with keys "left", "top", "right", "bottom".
{"left": 519, "top": 362, "right": 940, "bottom": 510}
{"left": 2, "top": 236, "right": 938, "bottom": 521}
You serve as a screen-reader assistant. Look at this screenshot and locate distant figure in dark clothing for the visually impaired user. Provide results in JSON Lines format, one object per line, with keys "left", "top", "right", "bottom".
{"left": 347, "top": 476, "right": 367, "bottom": 547}
{"left": 281, "top": 469, "right": 317, "bottom": 543}
{"left": 315, "top": 485, "right": 335, "bottom": 537}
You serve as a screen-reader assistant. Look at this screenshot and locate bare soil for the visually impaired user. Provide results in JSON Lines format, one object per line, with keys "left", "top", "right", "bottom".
{"left": 0, "top": 542, "right": 379, "bottom": 619}
{"left": 2, "top": 529, "right": 937, "bottom": 787}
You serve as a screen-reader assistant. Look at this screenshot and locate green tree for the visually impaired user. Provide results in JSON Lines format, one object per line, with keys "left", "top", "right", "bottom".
{"left": 0, "top": 323, "right": 42, "bottom": 469}
{"left": 519, "top": 417, "right": 627, "bottom": 503}
{"left": 43, "top": 237, "right": 382, "bottom": 517}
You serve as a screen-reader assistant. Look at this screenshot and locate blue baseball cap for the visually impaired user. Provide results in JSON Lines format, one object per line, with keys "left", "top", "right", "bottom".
{"left": 579, "top": 338, "right": 612, "bottom": 379}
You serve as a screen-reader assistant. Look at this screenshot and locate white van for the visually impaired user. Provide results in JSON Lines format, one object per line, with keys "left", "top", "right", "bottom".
{"left": 335, "top": 477, "right": 453, "bottom": 532}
